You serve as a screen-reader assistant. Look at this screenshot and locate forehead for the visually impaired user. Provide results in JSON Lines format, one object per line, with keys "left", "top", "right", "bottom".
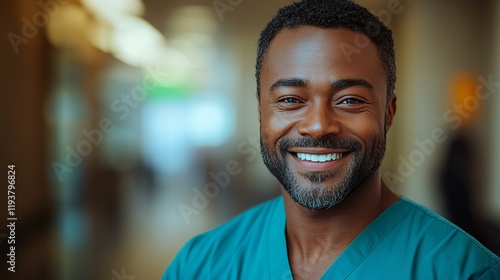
{"left": 261, "top": 26, "right": 386, "bottom": 91}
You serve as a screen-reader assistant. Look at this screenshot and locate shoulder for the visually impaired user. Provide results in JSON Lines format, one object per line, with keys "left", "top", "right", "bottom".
{"left": 163, "top": 196, "right": 283, "bottom": 279}
{"left": 193, "top": 195, "right": 282, "bottom": 245}
{"left": 397, "top": 197, "right": 500, "bottom": 277}
{"left": 400, "top": 197, "right": 492, "bottom": 250}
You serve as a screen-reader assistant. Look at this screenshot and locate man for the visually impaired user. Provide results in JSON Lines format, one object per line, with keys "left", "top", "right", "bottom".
{"left": 163, "top": 0, "right": 500, "bottom": 279}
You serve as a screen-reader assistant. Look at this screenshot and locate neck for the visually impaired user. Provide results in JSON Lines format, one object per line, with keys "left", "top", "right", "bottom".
{"left": 283, "top": 172, "right": 400, "bottom": 277}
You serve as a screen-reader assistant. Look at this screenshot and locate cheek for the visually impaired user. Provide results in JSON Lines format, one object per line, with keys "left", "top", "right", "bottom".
{"left": 261, "top": 110, "right": 297, "bottom": 143}
{"left": 270, "top": 115, "right": 295, "bottom": 132}
{"left": 344, "top": 114, "right": 385, "bottom": 146}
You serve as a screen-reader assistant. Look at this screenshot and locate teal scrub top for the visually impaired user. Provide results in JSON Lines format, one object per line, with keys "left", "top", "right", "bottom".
{"left": 163, "top": 196, "right": 500, "bottom": 279}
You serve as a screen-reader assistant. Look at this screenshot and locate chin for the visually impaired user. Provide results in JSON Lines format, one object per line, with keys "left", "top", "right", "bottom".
{"left": 284, "top": 175, "right": 359, "bottom": 210}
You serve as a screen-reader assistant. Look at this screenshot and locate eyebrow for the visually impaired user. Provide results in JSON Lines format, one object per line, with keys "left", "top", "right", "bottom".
{"left": 270, "top": 78, "right": 374, "bottom": 92}
{"left": 332, "top": 79, "right": 374, "bottom": 91}
{"left": 270, "top": 78, "right": 308, "bottom": 91}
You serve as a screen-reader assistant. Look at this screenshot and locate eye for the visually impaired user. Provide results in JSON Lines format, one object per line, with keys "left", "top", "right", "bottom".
{"left": 339, "top": 98, "right": 363, "bottom": 105}
{"left": 278, "top": 97, "right": 301, "bottom": 104}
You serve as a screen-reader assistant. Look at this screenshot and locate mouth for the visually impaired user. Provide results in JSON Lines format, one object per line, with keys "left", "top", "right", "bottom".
{"left": 288, "top": 149, "right": 350, "bottom": 173}
{"left": 294, "top": 152, "right": 344, "bottom": 162}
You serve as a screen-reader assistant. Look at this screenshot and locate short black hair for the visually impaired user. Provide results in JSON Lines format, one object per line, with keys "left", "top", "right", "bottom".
{"left": 256, "top": 0, "right": 396, "bottom": 103}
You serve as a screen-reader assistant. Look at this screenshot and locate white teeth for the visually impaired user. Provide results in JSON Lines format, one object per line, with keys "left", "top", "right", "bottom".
{"left": 296, "top": 152, "right": 343, "bottom": 162}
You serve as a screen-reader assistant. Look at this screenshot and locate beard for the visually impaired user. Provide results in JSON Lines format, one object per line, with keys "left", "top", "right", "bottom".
{"left": 260, "top": 134, "right": 386, "bottom": 210}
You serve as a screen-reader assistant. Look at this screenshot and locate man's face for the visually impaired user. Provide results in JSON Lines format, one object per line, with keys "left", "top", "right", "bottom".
{"left": 259, "top": 27, "right": 396, "bottom": 209}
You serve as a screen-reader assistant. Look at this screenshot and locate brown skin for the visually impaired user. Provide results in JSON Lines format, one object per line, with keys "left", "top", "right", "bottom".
{"left": 259, "top": 27, "right": 399, "bottom": 279}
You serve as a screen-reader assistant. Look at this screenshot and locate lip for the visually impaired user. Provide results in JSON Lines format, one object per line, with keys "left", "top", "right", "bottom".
{"left": 289, "top": 149, "right": 350, "bottom": 172}
{"left": 289, "top": 148, "right": 350, "bottom": 154}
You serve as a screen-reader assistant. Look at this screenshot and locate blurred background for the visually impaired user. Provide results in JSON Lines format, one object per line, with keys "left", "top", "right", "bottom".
{"left": 1, "top": 0, "right": 500, "bottom": 279}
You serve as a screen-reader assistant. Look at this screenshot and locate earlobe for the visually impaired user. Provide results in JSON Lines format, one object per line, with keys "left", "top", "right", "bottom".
{"left": 385, "top": 94, "right": 397, "bottom": 130}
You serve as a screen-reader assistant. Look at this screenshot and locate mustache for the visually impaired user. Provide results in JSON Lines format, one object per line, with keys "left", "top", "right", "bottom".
{"left": 277, "top": 137, "right": 362, "bottom": 154}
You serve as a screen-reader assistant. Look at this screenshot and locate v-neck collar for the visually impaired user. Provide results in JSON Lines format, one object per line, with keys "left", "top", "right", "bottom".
{"left": 267, "top": 197, "right": 413, "bottom": 279}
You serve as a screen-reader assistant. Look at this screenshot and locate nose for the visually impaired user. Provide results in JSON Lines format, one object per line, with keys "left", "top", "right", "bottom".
{"left": 297, "top": 102, "right": 340, "bottom": 139}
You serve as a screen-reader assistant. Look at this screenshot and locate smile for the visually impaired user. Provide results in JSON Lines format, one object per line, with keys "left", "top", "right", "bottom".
{"left": 296, "top": 152, "right": 343, "bottom": 162}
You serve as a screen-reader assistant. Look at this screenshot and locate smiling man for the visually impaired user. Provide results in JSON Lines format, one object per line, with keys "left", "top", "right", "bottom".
{"left": 163, "top": 0, "right": 500, "bottom": 279}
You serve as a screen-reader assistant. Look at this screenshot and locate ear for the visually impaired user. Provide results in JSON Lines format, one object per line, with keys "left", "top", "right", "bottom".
{"left": 385, "top": 94, "right": 397, "bottom": 130}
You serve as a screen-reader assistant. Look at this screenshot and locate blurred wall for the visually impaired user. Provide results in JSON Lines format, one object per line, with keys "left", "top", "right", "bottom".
{"left": 0, "top": 1, "right": 53, "bottom": 279}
